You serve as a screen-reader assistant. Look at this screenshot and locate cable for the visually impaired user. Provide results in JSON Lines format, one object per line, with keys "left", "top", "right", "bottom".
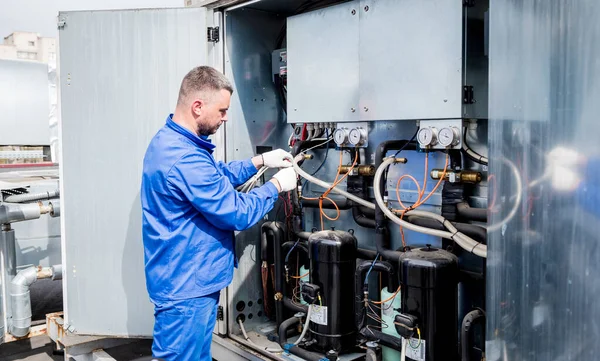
{"left": 463, "top": 128, "right": 488, "bottom": 165}
{"left": 293, "top": 304, "right": 313, "bottom": 346}
{"left": 238, "top": 319, "right": 283, "bottom": 353}
{"left": 301, "top": 130, "right": 331, "bottom": 191}
{"left": 303, "top": 149, "right": 358, "bottom": 230}
{"left": 374, "top": 158, "right": 487, "bottom": 258}
{"left": 364, "top": 254, "right": 380, "bottom": 285}
{"left": 293, "top": 153, "right": 373, "bottom": 209}
{"left": 299, "top": 136, "right": 334, "bottom": 155}
{"left": 393, "top": 128, "right": 419, "bottom": 158}
{"left": 291, "top": 272, "right": 309, "bottom": 279}
{"left": 371, "top": 286, "right": 401, "bottom": 305}
{"left": 408, "top": 327, "right": 422, "bottom": 349}
{"left": 487, "top": 157, "right": 523, "bottom": 232}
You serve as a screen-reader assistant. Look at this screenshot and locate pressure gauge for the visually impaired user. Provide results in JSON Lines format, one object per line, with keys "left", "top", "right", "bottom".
{"left": 333, "top": 128, "right": 349, "bottom": 146}
{"left": 417, "top": 127, "right": 437, "bottom": 147}
{"left": 438, "top": 127, "right": 459, "bottom": 147}
{"left": 348, "top": 128, "right": 367, "bottom": 146}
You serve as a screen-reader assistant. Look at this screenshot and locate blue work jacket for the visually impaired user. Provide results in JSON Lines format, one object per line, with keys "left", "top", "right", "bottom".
{"left": 141, "top": 115, "right": 279, "bottom": 302}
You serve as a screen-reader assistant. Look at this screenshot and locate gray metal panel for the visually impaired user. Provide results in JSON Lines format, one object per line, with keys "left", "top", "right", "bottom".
{"left": 463, "top": 0, "right": 489, "bottom": 119}
{"left": 287, "top": 1, "right": 360, "bottom": 124}
{"left": 358, "top": 0, "right": 463, "bottom": 120}
{"left": 224, "top": 6, "right": 291, "bottom": 334}
{"left": 59, "top": 7, "right": 208, "bottom": 337}
{"left": 487, "top": 1, "right": 600, "bottom": 360}
{"left": 0, "top": 60, "right": 50, "bottom": 145}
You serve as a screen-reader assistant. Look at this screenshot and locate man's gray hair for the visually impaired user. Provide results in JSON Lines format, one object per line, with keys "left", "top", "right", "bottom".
{"left": 177, "top": 66, "right": 233, "bottom": 105}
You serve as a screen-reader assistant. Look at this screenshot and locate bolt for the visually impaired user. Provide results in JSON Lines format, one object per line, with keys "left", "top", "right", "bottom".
{"left": 351, "top": 9, "right": 356, "bottom": 15}
{"left": 351, "top": 108, "right": 356, "bottom": 112}
{"left": 364, "top": 5, "right": 369, "bottom": 11}
{"left": 364, "top": 107, "right": 369, "bottom": 112}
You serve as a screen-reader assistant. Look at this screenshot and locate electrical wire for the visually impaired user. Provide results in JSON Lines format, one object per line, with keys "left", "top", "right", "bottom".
{"left": 408, "top": 327, "right": 422, "bottom": 349}
{"left": 371, "top": 286, "right": 401, "bottom": 305}
{"left": 364, "top": 253, "right": 380, "bottom": 285}
{"left": 291, "top": 272, "right": 310, "bottom": 279}
{"left": 303, "top": 149, "right": 358, "bottom": 230}
{"left": 301, "top": 130, "right": 331, "bottom": 191}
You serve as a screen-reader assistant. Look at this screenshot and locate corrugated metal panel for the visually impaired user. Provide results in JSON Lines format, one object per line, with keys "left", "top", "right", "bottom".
{"left": 0, "top": 60, "right": 50, "bottom": 145}
{"left": 487, "top": 1, "right": 600, "bottom": 360}
{"left": 59, "top": 7, "right": 209, "bottom": 337}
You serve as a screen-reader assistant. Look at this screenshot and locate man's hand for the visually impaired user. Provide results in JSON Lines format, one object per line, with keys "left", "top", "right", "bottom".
{"left": 270, "top": 168, "right": 298, "bottom": 192}
{"left": 261, "top": 149, "right": 294, "bottom": 168}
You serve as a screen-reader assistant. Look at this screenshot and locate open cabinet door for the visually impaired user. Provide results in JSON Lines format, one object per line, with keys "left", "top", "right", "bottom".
{"left": 58, "top": 7, "right": 217, "bottom": 337}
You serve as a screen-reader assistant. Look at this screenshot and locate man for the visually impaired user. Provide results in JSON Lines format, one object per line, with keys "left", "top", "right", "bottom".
{"left": 141, "top": 66, "right": 297, "bottom": 360}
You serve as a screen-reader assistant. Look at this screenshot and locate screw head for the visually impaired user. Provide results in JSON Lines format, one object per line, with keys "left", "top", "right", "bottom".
{"left": 364, "top": 5, "right": 369, "bottom": 11}
{"left": 364, "top": 107, "right": 369, "bottom": 112}
{"left": 351, "top": 107, "right": 356, "bottom": 112}
{"left": 351, "top": 9, "right": 356, "bottom": 15}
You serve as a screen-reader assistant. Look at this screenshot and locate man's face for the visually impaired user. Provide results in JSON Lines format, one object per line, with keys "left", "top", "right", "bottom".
{"left": 193, "top": 89, "right": 231, "bottom": 135}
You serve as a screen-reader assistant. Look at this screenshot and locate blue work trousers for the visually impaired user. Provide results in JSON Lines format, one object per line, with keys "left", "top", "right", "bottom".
{"left": 152, "top": 291, "right": 220, "bottom": 361}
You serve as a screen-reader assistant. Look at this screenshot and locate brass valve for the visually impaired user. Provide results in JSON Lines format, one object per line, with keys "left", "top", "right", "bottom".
{"left": 430, "top": 169, "right": 482, "bottom": 183}
{"left": 338, "top": 165, "right": 376, "bottom": 176}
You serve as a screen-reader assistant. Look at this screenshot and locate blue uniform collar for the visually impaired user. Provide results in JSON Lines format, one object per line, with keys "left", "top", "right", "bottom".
{"left": 166, "top": 114, "right": 216, "bottom": 152}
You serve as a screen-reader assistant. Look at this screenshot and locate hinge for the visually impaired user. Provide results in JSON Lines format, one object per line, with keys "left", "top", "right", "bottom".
{"left": 57, "top": 18, "right": 66, "bottom": 30}
{"left": 207, "top": 26, "right": 220, "bottom": 43}
{"left": 463, "top": 85, "right": 475, "bottom": 104}
{"left": 463, "top": 0, "right": 476, "bottom": 7}
{"left": 217, "top": 306, "right": 224, "bottom": 321}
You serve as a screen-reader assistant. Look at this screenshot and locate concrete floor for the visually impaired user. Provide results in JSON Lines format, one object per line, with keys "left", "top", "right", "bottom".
{"left": 0, "top": 335, "right": 153, "bottom": 361}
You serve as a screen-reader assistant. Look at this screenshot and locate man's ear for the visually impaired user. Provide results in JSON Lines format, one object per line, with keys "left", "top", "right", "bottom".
{"left": 191, "top": 99, "right": 204, "bottom": 116}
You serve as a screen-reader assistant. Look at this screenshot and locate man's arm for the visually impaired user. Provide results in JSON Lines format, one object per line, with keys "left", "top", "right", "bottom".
{"left": 168, "top": 152, "right": 278, "bottom": 231}
{"left": 215, "top": 157, "right": 262, "bottom": 188}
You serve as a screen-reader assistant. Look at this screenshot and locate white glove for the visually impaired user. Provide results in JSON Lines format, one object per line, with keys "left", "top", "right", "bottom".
{"left": 262, "top": 149, "right": 293, "bottom": 168}
{"left": 271, "top": 168, "right": 298, "bottom": 192}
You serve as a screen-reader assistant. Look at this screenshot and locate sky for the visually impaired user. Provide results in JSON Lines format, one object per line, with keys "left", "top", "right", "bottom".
{"left": 0, "top": 0, "right": 184, "bottom": 38}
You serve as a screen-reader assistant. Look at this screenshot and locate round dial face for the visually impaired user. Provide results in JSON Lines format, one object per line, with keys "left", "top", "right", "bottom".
{"left": 348, "top": 128, "right": 364, "bottom": 145}
{"left": 334, "top": 128, "right": 348, "bottom": 145}
{"left": 438, "top": 127, "right": 456, "bottom": 147}
{"left": 417, "top": 128, "right": 435, "bottom": 146}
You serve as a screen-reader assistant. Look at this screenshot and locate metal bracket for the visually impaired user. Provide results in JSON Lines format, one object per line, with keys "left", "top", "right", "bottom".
{"left": 463, "top": 85, "right": 475, "bottom": 104}
{"left": 207, "top": 26, "right": 220, "bottom": 43}
{"left": 57, "top": 18, "right": 67, "bottom": 29}
{"left": 217, "top": 305, "right": 224, "bottom": 321}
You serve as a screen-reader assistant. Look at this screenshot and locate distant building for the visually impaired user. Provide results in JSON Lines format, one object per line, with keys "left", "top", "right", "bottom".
{"left": 0, "top": 32, "right": 56, "bottom": 64}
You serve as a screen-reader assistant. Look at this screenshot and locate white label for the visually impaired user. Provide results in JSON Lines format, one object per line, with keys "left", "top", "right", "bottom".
{"left": 310, "top": 305, "right": 328, "bottom": 326}
{"left": 405, "top": 338, "right": 426, "bottom": 361}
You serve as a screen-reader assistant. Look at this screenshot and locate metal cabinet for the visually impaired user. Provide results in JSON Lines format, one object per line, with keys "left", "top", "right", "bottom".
{"left": 59, "top": 7, "right": 214, "bottom": 337}
{"left": 287, "top": 0, "right": 464, "bottom": 123}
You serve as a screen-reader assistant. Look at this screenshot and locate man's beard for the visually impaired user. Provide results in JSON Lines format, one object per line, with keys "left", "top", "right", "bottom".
{"left": 197, "top": 123, "right": 220, "bottom": 136}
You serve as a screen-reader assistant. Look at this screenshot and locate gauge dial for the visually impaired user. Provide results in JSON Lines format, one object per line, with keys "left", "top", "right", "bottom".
{"left": 417, "top": 127, "right": 437, "bottom": 147}
{"left": 438, "top": 127, "right": 459, "bottom": 147}
{"left": 333, "top": 128, "right": 349, "bottom": 146}
{"left": 348, "top": 128, "right": 367, "bottom": 146}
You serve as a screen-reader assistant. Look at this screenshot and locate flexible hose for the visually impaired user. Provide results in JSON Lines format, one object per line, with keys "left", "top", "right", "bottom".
{"left": 462, "top": 129, "right": 488, "bottom": 165}
{"left": 294, "top": 305, "right": 312, "bottom": 346}
{"left": 374, "top": 158, "right": 487, "bottom": 258}
{"left": 4, "top": 189, "right": 59, "bottom": 203}
{"left": 401, "top": 338, "right": 407, "bottom": 361}
{"left": 293, "top": 157, "right": 375, "bottom": 209}
{"left": 487, "top": 157, "right": 523, "bottom": 232}
{"left": 238, "top": 319, "right": 282, "bottom": 353}
{"left": 295, "top": 155, "right": 487, "bottom": 257}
